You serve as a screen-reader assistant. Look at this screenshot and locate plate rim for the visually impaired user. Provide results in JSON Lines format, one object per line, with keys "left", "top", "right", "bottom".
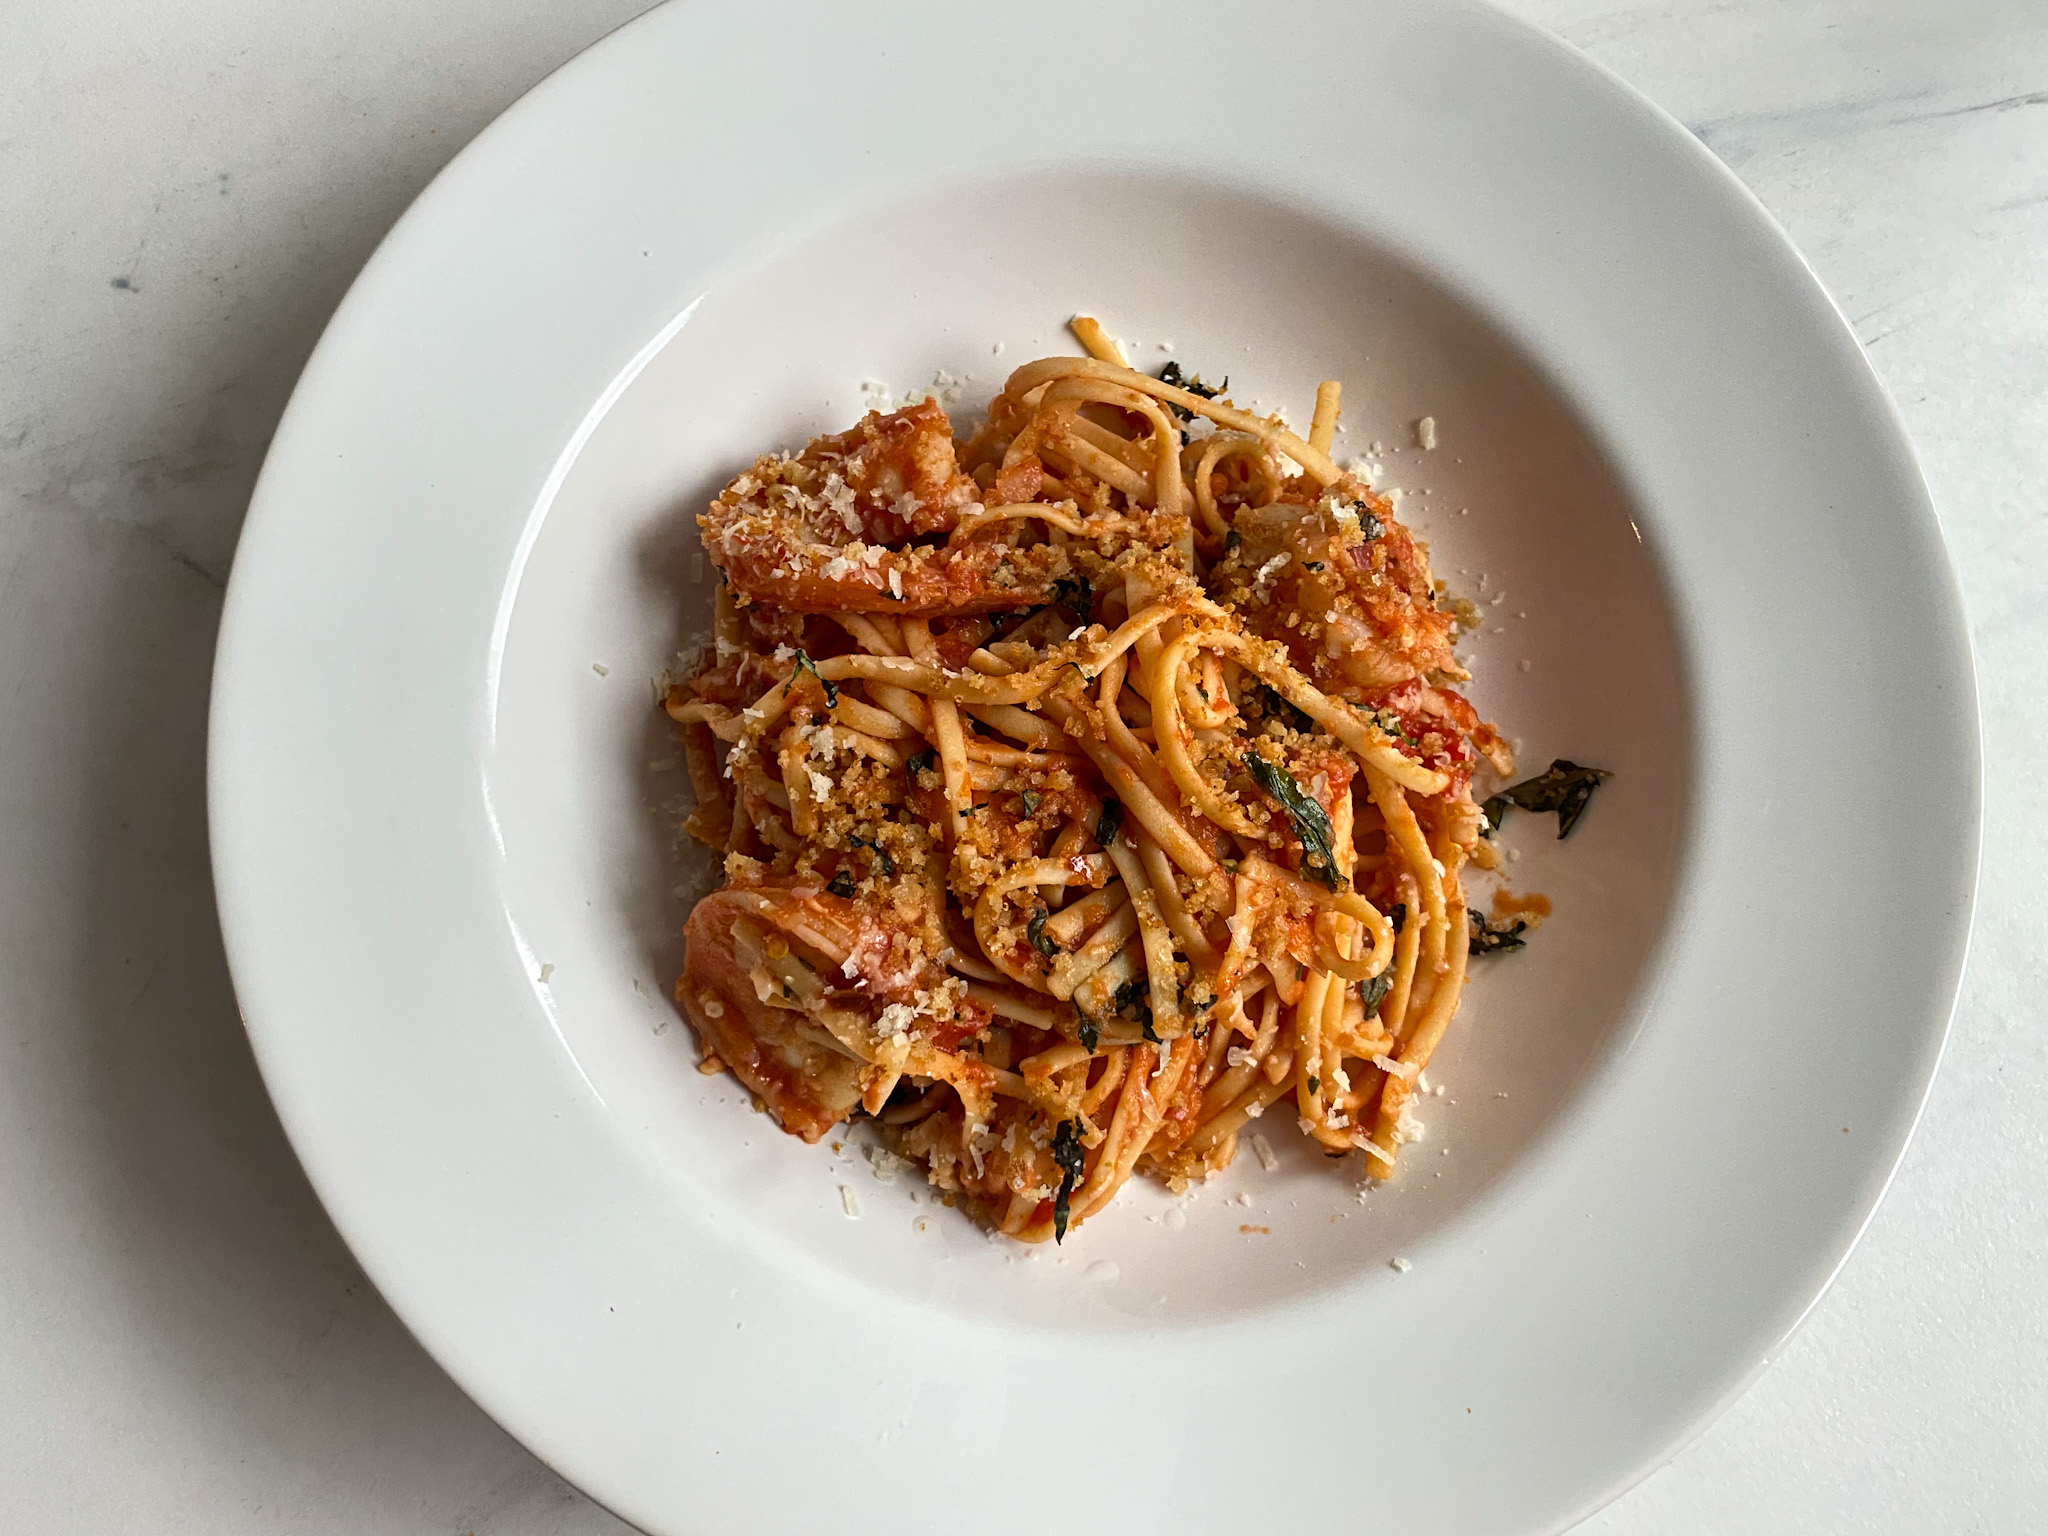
{"left": 207, "top": 1, "right": 1981, "bottom": 1532}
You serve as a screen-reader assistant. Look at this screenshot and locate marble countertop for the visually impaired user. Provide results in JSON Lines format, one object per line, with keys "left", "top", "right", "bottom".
{"left": 2, "top": 2, "right": 2041, "bottom": 1531}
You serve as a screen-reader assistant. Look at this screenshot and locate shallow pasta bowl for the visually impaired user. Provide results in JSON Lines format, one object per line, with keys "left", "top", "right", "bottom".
{"left": 207, "top": 0, "right": 1978, "bottom": 1532}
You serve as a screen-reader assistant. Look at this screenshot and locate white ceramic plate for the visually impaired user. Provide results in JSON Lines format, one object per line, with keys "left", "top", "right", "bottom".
{"left": 208, "top": 1, "right": 1978, "bottom": 1532}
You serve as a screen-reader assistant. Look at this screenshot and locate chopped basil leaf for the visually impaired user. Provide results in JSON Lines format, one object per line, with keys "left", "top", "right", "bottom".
{"left": 1019, "top": 788, "right": 1041, "bottom": 818}
{"left": 1157, "top": 360, "right": 1227, "bottom": 422}
{"left": 1052, "top": 576, "right": 1092, "bottom": 620}
{"left": 825, "top": 869, "right": 856, "bottom": 898}
{"left": 1244, "top": 752, "right": 1341, "bottom": 889}
{"left": 1480, "top": 795, "right": 1509, "bottom": 835}
{"left": 1051, "top": 1118, "right": 1085, "bottom": 1242}
{"left": 1077, "top": 1014, "right": 1100, "bottom": 1053}
{"left": 1094, "top": 797, "right": 1124, "bottom": 849}
{"left": 1496, "top": 758, "right": 1611, "bottom": 839}
{"left": 1140, "top": 1019, "right": 1163, "bottom": 1044}
{"left": 1307, "top": 1075, "right": 1321, "bottom": 1094}
{"left": 906, "top": 746, "right": 936, "bottom": 777}
{"left": 1026, "top": 906, "right": 1058, "bottom": 958}
{"left": 1468, "top": 908, "right": 1528, "bottom": 955}
{"left": 1359, "top": 965, "right": 1395, "bottom": 1014}
{"left": 1257, "top": 683, "right": 1314, "bottom": 734}
{"left": 782, "top": 649, "right": 838, "bottom": 708}
{"left": 846, "top": 833, "right": 895, "bottom": 876}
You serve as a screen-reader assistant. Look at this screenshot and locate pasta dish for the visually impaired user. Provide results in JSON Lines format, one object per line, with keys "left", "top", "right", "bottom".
{"left": 661, "top": 317, "right": 1594, "bottom": 1242}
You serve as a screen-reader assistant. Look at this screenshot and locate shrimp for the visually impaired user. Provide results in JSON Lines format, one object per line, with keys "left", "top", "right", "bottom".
{"left": 700, "top": 399, "right": 1068, "bottom": 617}
{"left": 1216, "top": 482, "right": 1461, "bottom": 691}
{"left": 677, "top": 881, "right": 992, "bottom": 1142}
{"left": 679, "top": 891, "right": 869, "bottom": 1141}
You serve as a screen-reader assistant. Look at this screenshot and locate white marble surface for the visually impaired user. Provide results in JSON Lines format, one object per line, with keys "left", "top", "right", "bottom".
{"left": 1, "top": 0, "right": 2041, "bottom": 1530}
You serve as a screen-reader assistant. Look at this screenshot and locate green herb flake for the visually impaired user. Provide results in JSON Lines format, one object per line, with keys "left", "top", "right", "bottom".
{"left": 1113, "top": 975, "right": 1157, "bottom": 1036}
{"left": 1157, "top": 360, "right": 1228, "bottom": 422}
{"left": 825, "top": 869, "right": 856, "bottom": 898}
{"left": 1480, "top": 795, "right": 1509, "bottom": 835}
{"left": 847, "top": 833, "right": 895, "bottom": 876}
{"left": 1051, "top": 1117, "right": 1085, "bottom": 1242}
{"left": 1359, "top": 965, "right": 1395, "bottom": 1014}
{"left": 1053, "top": 576, "right": 1092, "bottom": 620}
{"left": 1019, "top": 788, "right": 1042, "bottom": 818}
{"left": 1258, "top": 684, "right": 1314, "bottom": 734}
{"left": 1243, "top": 752, "right": 1342, "bottom": 889}
{"left": 1026, "top": 906, "right": 1058, "bottom": 959}
{"left": 1077, "top": 1014, "right": 1100, "bottom": 1053}
{"left": 1095, "top": 797, "right": 1124, "bottom": 849}
{"left": 1468, "top": 908, "right": 1528, "bottom": 956}
{"left": 1495, "top": 759, "right": 1611, "bottom": 839}
{"left": 782, "top": 650, "right": 839, "bottom": 708}
{"left": 906, "top": 746, "right": 936, "bottom": 778}
{"left": 1307, "top": 1075, "right": 1321, "bottom": 1095}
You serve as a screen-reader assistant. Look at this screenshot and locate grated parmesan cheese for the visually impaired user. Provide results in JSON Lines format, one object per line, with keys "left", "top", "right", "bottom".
{"left": 865, "top": 1144, "right": 912, "bottom": 1184}
{"left": 1252, "top": 1134, "right": 1279, "bottom": 1171}
{"left": 840, "top": 1185, "right": 863, "bottom": 1218}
